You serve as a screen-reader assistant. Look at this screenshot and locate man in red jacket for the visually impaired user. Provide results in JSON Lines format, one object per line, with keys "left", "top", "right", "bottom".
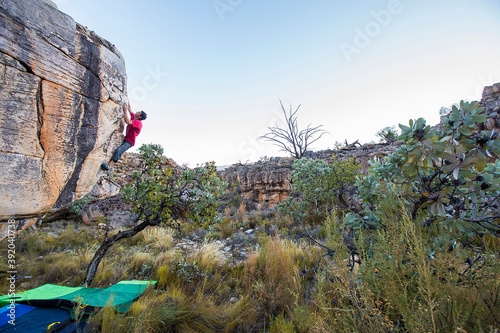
{"left": 101, "top": 103, "right": 147, "bottom": 170}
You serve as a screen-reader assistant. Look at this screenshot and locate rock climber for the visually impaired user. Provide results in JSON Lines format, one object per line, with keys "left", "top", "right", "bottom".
{"left": 101, "top": 102, "right": 147, "bottom": 170}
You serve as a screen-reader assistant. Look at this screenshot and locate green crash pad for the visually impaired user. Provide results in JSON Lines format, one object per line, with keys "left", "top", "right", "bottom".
{"left": 0, "top": 280, "right": 156, "bottom": 313}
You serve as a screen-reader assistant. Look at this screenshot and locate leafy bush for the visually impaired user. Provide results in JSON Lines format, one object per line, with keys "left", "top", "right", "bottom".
{"left": 68, "top": 194, "right": 92, "bottom": 215}
{"left": 122, "top": 144, "right": 227, "bottom": 228}
{"left": 278, "top": 155, "right": 359, "bottom": 222}
{"left": 352, "top": 101, "right": 500, "bottom": 240}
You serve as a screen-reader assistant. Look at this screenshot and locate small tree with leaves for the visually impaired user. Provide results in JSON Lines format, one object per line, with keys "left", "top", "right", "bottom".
{"left": 82, "top": 143, "right": 226, "bottom": 287}
{"left": 376, "top": 125, "right": 399, "bottom": 143}
{"left": 259, "top": 100, "right": 328, "bottom": 159}
{"left": 278, "top": 156, "right": 359, "bottom": 222}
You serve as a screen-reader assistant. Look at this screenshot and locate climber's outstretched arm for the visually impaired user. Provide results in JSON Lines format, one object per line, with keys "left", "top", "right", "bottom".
{"left": 122, "top": 103, "right": 132, "bottom": 125}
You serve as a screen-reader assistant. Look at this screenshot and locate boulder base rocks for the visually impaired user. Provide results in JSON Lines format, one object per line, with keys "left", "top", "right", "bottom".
{"left": 0, "top": 0, "right": 126, "bottom": 237}
{"left": 81, "top": 194, "right": 138, "bottom": 230}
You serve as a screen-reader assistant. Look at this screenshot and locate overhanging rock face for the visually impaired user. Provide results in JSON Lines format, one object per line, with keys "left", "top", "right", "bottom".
{"left": 0, "top": 0, "right": 126, "bottom": 230}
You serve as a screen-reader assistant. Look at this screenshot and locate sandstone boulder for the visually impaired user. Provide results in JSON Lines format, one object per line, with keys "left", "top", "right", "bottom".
{"left": 0, "top": 0, "right": 126, "bottom": 235}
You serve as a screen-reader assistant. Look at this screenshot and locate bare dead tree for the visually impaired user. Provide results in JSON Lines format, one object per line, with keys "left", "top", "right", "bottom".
{"left": 259, "top": 100, "right": 329, "bottom": 158}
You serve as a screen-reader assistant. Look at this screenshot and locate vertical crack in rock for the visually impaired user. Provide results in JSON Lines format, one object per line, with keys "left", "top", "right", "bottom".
{"left": 53, "top": 94, "right": 99, "bottom": 209}
{"left": 53, "top": 39, "right": 102, "bottom": 209}
{"left": 36, "top": 79, "right": 45, "bottom": 155}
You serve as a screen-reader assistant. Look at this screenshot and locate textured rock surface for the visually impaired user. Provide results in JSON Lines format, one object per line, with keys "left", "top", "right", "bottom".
{"left": 219, "top": 158, "right": 294, "bottom": 211}
{"left": 303, "top": 141, "right": 403, "bottom": 170}
{"left": 81, "top": 194, "right": 137, "bottom": 229}
{"left": 218, "top": 142, "right": 402, "bottom": 211}
{"left": 0, "top": 0, "right": 126, "bottom": 235}
{"left": 480, "top": 82, "right": 500, "bottom": 130}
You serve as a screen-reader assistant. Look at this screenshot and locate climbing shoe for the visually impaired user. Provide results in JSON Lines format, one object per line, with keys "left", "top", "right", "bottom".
{"left": 100, "top": 163, "right": 109, "bottom": 171}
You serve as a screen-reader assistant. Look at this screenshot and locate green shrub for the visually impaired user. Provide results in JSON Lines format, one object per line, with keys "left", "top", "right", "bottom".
{"left": 68, "top": 195, "right": 92, "bottom": 215}
{"left": 353, "top": 101, "right": 500, "bottom": 241}
{"left": 278, "top": 155, "right": 359, "bottom": 222}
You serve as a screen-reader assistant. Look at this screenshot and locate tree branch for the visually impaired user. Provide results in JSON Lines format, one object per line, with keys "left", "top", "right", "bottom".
{"left": 259, "top": 100, "right": 328, "bottom": 158}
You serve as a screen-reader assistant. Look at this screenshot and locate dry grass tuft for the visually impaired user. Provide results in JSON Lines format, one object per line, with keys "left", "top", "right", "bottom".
{"left": 189, "top": 241, "right": 226, "bottom": 271}
{"left": 154, "top": 249, "right": 180, "bottom": 268}
{"left": 129, "top": 251, "right": 155, "bottom": 271}
{"left": 235, "top": 203, "right": 247, "bottom": 222}
{"left": 243, "top": 235, "right": 302, "bottom": 317}
{"left": 141, "top": 226, "right": 175, "bottom": 250}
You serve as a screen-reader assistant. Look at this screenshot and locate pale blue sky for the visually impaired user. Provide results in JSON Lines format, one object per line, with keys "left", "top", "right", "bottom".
{"left": 53, "top": 0, "right": 500, "bottom": 166}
